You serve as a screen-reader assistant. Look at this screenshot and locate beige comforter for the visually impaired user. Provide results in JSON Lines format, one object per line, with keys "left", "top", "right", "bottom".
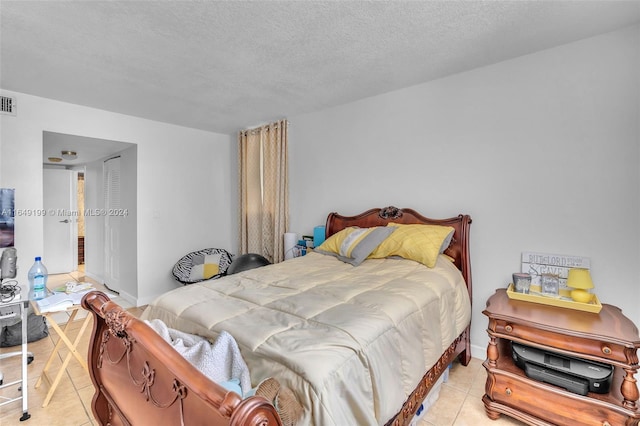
{"left": 141, "top": 252, "right": 471, "bottom": 425}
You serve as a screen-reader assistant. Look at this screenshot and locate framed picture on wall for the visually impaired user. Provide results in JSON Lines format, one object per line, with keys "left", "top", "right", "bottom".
{"left": 0, "top": 188, "right": 15, "bottom": 248}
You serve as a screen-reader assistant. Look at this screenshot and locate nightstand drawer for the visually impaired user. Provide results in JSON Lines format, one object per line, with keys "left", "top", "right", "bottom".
{"left": 493, "top": 319, "right": 630, "bottom": 364}
{"left": 488, "top": 371, "right": 628, "bottom": 426}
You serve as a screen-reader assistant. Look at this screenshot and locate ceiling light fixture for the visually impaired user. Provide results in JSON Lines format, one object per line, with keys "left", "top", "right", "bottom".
{"left": 61, "top": 150, "right": 77, "bottom": 160}
{"left": 48, "top": 157, "right": 63, "bottom": 163}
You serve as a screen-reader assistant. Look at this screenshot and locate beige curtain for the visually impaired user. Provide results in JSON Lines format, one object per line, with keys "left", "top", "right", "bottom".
{"left": 238, "top": 119, "right": 289, "bottom": 263}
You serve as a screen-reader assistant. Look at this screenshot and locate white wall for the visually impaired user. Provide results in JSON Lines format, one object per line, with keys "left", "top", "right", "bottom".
{"left": 288, "top": 25, "right": 640, "bottom": 356}
{"left": 0, "top": 91, "right": 233, "bottom": 305}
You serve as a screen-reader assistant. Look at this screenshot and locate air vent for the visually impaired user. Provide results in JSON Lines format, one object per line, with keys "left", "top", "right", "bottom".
{"left": 1, "top": 96, "right": 16, "bottom": 116}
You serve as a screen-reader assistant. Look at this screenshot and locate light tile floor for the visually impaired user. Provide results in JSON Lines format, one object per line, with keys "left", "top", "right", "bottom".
{"left": 420, "top": 358, "right": 524, "bottom": 426}
{"left": 0, "top": 269, "right": 144, "bottom": 426}
{"left": 1, "top": 271, "right": 524, "bottom": 426}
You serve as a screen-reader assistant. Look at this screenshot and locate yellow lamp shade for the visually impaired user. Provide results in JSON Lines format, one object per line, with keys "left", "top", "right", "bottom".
{"left": 566, "top": 268, "right": 594, "bottom": 290}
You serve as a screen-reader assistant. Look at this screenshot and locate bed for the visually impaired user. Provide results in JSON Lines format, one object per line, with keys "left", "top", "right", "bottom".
{"left": 82, "top": 206, "right": 472, "bottom": 426}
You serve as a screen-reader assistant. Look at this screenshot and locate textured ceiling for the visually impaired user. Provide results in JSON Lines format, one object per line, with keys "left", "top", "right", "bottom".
{"left": 2, "top": 1, "right": 639, "bottom": 134}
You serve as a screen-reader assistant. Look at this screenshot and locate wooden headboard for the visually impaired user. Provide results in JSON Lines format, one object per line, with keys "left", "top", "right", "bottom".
{"left": 325, "top": 206, "right": 473, "bottom": 300}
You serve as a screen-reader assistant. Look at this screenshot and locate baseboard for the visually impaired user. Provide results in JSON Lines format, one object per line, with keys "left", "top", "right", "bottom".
{"left": 117, "top": 290, "right": 137, "bottom": 307}
{"left": 470, "top": 343, "right": 486, "bottom": 361}
{"left": 84, "top": 271, "right": 103, "bottom": 284}
{"left": 134, "top": 293, "right": 159, "bottom": 307}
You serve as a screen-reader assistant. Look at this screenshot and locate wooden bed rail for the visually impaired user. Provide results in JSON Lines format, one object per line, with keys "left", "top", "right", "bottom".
{"left": 81, "top": 291, "right": 282, "bottom": 426}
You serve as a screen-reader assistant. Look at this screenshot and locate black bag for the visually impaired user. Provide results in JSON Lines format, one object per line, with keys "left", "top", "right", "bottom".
{"left": 0, "top": 309, "right": 49, "bottom": 347}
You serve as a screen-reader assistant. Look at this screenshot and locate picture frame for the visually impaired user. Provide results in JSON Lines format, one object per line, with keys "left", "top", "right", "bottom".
{"left": 0, "top": 188, "right": 15, "bottom": 248}
{"left": 541, "top": 273, "right": 560, "bottom": 296}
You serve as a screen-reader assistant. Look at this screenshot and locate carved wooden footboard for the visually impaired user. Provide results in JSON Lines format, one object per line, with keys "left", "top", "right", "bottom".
{"left": 81, "top": 291, "right": 282, "bottom": 426}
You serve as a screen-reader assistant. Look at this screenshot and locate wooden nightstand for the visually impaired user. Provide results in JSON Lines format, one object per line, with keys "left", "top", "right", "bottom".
{"left": 482, "top": 288, "right": 640, "bottom": 425}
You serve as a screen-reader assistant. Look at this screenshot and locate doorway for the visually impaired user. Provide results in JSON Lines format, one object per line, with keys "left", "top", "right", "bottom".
{"left": 77, "top": 172, "right": 85, "bottom": 271}
{"left": 42, "top": 168, "right": 78, "bottom": 274}
{"left": 42, "top": 131, "right": 137, "bottom": 298}
{"left": 42, "top": 168, "right": 86, "bottom": 274}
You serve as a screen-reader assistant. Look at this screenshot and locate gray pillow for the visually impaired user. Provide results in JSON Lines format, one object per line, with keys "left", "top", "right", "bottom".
{"left": 315, "top": 226, "right": 396, "bottom": 266}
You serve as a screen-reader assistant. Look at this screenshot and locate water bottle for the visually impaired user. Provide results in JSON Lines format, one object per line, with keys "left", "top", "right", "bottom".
{"left": 28, "top": 256, "right": 48, "bottom": 300}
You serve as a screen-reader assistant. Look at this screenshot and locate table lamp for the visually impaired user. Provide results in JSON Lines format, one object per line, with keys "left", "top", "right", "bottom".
{"left": 566, "top": 268, "right": 595, "bottom": 303}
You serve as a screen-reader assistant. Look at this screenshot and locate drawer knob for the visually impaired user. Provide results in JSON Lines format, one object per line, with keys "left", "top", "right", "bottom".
{"left": 602, "top": 346, "right": 612, "bottom": 355}
{"left": 505, "top": 325, "right": 513, "bottom": 333}
{"left": 603, "top": 422, "right": 611, "bottom": 426}
{"left": 505, "top": 388, "right": 512, "bottom": 396}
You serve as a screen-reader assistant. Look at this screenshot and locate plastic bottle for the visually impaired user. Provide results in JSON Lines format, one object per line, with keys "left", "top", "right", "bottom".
{"left": 28, "top": 256, "right": 48, "bottom": 300}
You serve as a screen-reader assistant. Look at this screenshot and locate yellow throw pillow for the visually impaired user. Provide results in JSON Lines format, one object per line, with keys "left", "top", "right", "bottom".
{"left": 368, "top": 223, "right": 455, "bottom": 268}
{"left": 315, "top": 227, "right": 355, "bottom": 254}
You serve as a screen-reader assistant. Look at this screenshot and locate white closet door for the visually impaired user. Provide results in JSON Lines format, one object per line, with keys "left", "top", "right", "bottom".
{"left": 103, "top": 156, "right": 121, "bottom": 292}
